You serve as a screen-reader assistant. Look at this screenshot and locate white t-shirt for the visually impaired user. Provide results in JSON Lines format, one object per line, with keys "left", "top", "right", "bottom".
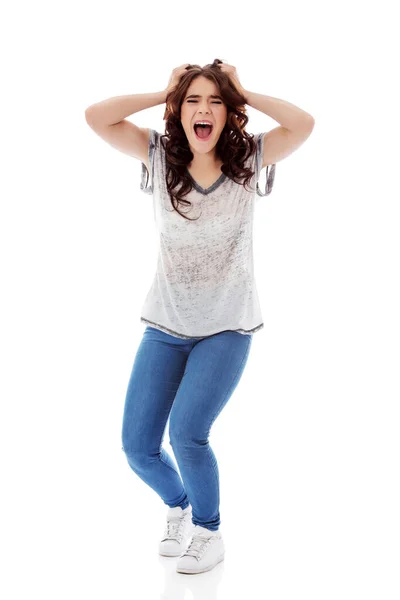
{"left": 138, "top": 128, "right": 276, "bottom": 339}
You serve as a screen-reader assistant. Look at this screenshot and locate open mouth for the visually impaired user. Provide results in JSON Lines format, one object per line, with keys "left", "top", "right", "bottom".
{"left": 193, "top": 123, "right": 213, "bottom": 141}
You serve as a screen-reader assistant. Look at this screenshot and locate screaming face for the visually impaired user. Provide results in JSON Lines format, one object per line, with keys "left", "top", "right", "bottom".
{"left": 181, "top": 75, "right": 228, "bottom": 158}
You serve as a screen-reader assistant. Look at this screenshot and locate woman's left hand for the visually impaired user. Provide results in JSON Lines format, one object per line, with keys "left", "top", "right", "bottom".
{"left": 217, "top": 62, "right": 247, "bottom": 101}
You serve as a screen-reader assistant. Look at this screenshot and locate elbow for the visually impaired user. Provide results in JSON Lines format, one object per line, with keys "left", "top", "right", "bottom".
{"left": 85, "top": 107, "right": 96, "bottom": 123}
{"left": 306, "top": 115, "right": 315, "bottom": 128}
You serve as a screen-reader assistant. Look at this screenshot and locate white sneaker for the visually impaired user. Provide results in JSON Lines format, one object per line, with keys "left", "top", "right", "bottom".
{"left": 176, "top": 525, "right": 225, "bottom": 574}
{"left": 159, "top": 505, "right": 194, "bottom": 557}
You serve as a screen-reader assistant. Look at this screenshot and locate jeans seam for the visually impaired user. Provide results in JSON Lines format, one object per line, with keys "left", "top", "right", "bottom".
{"left": 208, "top": 338, "right": 252, "bottom": 481}
{"left": 209, "top": 337, "right": 251, "bottom": 428}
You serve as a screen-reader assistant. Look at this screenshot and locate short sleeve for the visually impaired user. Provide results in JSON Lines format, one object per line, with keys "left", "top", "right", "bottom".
{"left": 253, "top": 132, "right": 276, "bottom": 197}
{"left": 140, "top": 128, "right": 159, "bottom": 195}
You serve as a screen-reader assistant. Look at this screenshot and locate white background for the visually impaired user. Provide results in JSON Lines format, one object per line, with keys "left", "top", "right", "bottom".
{"left": 1, "top": 1, "right": 399, "bottom": 599}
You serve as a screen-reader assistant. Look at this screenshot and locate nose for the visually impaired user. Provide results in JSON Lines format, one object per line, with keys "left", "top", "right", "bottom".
{"left": 197, "top": 102, "right": 210, "bottom": 115}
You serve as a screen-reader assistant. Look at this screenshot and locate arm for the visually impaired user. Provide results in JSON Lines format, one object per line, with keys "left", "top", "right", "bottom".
{"left": 242, "top": 90, "right": 315, "bottom": 166}
{"left": 84, "top": 91, "right": 167, "bottom": 164}
{"left": 85, "top": 90, "right": 167, "bottom": 126}
{"left": 243, "top": 90, "right": 314, "bottom": 130}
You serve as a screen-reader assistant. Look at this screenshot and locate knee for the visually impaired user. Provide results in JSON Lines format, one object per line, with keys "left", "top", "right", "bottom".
{"left": 169, "top": 418, "right": 188, "bottom": 446}
{"left": 121, "top": 421, "right": 146, "bottom": 456}
{"left": 169, "top": 420, "right": 207, "bottom": 448}
{"left": 121, "top": 433, "right": 145, "bottom": 461}
{"left": 121, "top": 443, "right": 157, "bottom": 472}
{"left": 121, "top": 441, "right": 141, "bottom": 460}
{"left": 122, "top": 430, "right": 162, "bottom": 466}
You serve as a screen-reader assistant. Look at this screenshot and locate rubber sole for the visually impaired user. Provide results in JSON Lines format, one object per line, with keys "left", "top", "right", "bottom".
{"left": 159, "top": 547, "right": 185, "bottom": 557}
{"left": 176, "top": 553, "right": 225, "bottom": 574}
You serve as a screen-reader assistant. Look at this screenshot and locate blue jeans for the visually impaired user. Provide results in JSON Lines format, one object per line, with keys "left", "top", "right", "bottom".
{"left": 121, "top": 325, "right": 253, "bottom": 531}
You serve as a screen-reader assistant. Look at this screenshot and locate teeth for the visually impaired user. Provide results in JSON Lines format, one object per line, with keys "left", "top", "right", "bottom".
{"left": 194, "top": 121, "right": 213, "bottom": 127}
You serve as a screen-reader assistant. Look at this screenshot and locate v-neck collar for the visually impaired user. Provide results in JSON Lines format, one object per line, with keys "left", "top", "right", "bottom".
{"left": 185, "top": 167, "right": 227, "bottom": 195}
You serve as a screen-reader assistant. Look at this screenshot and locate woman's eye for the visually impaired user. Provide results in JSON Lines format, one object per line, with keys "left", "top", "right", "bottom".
{"left": 187, "top": 100, "right": 222, "bottom": 104}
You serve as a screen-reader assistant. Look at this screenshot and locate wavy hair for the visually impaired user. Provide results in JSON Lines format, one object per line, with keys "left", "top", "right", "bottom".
{"left": 161, "top": 58, "right": 257, "bottom": 221}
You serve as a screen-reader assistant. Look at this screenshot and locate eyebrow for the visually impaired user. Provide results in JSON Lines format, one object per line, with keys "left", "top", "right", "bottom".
{"left": 186, "top": 94, "right": 223, "bottom": 100}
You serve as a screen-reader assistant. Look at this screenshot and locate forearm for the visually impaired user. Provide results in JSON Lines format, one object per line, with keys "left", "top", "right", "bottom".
{"left": 243, "top": 90, "right": 314, "bottom": 130}
{"left": 85, "top": 90, "right": 167, "bottom": 126}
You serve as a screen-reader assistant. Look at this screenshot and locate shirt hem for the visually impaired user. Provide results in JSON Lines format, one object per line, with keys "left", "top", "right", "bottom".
{"left": 140, "top": 317, "right": 263, "bottom": 339}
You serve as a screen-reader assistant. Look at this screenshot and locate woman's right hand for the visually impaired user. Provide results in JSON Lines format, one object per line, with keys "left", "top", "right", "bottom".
{"left": 165, "top": 64, "right": 191, "bottom": 93}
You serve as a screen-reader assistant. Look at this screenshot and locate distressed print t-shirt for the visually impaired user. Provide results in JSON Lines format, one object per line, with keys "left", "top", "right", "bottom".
{"left": 138, "top": 129, "right": 276, "bottom": 339}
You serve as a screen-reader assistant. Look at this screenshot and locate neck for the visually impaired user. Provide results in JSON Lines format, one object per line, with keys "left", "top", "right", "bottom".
{"left": 188, "top": 151, "right": 222, "bottom": 171}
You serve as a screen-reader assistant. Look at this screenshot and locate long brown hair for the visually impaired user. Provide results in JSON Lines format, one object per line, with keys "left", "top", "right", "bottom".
{"left": 161, "top": 58, "right": 257, "bottom": 221}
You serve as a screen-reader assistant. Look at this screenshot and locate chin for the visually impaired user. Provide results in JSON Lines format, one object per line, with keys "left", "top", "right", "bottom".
{"left": 192, "top": 141, "right": 217, "bottom": 152}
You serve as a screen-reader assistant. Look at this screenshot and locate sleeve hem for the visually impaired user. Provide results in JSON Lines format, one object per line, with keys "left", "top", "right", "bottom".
{"left": 255, "top": 133, "right": 276, "bottom": 197}
{"left": 140, "top": 129, "right": 157, "bottom": 195}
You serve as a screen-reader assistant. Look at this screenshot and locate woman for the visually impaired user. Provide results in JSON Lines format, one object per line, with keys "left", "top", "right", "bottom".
{"left": 85, "top": 59, "right": 315, "bottom": 575}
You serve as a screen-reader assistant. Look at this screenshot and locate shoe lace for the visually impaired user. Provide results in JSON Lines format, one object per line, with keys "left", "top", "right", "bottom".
{"left": 181, "top": 533, "right": 213, "bottom": 560}
{"left": 162, "top": 516, "right": 186, "bottom": 543}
